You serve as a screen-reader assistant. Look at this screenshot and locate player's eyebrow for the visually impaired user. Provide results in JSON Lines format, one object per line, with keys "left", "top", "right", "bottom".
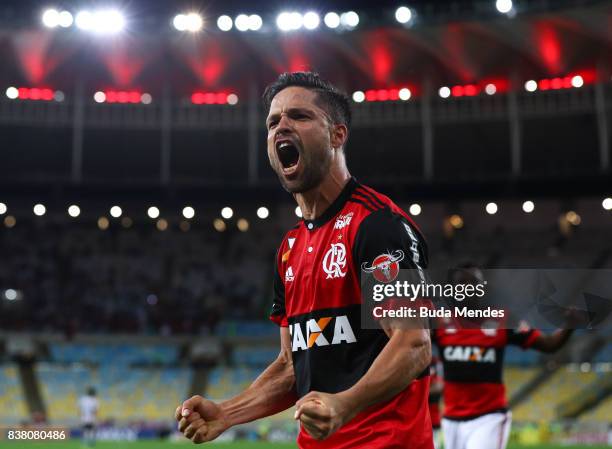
{"left": 266, "top": 106, "right": 328, "bottom": 128}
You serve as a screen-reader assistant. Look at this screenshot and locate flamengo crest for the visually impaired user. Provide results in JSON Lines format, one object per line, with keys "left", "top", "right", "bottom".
{"left": 322, "top": 243, "right": 347, "bottom": 279}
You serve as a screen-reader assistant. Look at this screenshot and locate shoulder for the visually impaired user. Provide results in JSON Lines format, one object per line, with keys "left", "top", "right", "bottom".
{"left": 351, "top": 184, "right": 426, "bottom": 247}
{"left": 351, "top": 183, "right": 424, "bottom": 239}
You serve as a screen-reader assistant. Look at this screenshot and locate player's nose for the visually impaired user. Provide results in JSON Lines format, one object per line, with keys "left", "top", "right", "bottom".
{"left": 276, "top": 114, "right": 294, "bottom": 134}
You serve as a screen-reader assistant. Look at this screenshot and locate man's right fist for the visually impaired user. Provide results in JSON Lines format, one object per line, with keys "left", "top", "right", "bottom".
{"left": 175, "top": 395, "right": 229, "bottom": 443}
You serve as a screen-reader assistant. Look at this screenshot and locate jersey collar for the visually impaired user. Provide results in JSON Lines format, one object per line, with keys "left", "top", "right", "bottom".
{"left": 303, "top": 177, "right": 358, "bottom": 230}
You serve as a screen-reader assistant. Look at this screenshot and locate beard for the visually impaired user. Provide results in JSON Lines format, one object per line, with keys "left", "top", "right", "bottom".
{"left": 275, "top": 150, "right": 331, "bottom": 194}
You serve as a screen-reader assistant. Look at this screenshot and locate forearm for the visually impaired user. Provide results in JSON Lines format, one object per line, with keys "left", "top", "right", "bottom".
{"left": 220, "top": 355, "right": 297, "bottom": 426}
{"left": 337, "top": 329, "right": 431, "bottom": 417}
{"left": 533, "top": 329, "right": 574, "bottom": 353}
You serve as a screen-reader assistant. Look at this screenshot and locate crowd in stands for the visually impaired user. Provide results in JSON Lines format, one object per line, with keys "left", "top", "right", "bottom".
{"left": 0, "top": 207, "right": 609, "bottom": 335}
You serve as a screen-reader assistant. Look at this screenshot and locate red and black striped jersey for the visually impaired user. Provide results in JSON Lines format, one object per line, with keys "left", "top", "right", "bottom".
{"left": 270, "top": 177, "right": 433, "bottom": 449}
{"left": 432, "top": 323, "right": 541, "bottom": 420}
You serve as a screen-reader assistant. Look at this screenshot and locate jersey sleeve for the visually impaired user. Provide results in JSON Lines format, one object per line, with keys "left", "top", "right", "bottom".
{"left": 507, "top": 323, "right": 541, "bottom": 349}
{"left": 269, "top": 249, "right": 288, "bottom": 327}
{"left": 352, "top": 207, "right": 428, "bottom": 282}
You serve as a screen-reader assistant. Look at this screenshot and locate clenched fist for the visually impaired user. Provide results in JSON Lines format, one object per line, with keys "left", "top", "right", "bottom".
{"left": 175, "top": 395, "right": 229, "bottom": 443}
{"left": 294, "top": 391, "right": 354, "bottom": 441}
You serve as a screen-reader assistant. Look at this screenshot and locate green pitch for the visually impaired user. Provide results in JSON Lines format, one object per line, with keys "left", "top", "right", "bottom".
{"left": 2, "top": 441, "right": 609, "bottom": 449}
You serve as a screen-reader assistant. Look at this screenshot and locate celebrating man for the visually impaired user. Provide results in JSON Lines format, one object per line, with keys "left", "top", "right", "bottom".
{"left": 176, "top": 72, "right": 433, "bottom": 448}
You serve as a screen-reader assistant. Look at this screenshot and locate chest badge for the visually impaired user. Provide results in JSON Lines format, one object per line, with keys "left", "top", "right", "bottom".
{"left": 322, "top": 243, "right": 347, "bottom": 279}
{"left": 334, "top": 212, "right": 353, "bottom": 230}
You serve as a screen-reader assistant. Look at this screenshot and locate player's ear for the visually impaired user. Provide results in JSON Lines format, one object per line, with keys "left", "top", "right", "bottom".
{"left": 330, "top": 123, "right": 348, "bottom": 151}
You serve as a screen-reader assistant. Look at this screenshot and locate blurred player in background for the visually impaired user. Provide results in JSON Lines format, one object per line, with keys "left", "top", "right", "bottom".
{"left": 429, "top": 356, "right": 444, "bottom": 449}
{"left": 79, "top": 386, "right": 99, "bottom": 447}
{"left": 176, "top": 72, "right": 433, "bottom": 448}
{"left": 432, "top": 264, "right": 574, "bottom": 449}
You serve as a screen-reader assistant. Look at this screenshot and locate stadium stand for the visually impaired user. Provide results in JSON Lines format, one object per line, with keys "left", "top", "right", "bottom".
{"left": 49, "top": 343, "right": 179, "bottom": 365}
{"left": 0, "top": 363, "right": 29, "bottom": 424}
{"left": 36, "top": 343, "right": 191, "bottom": 424}
{"left": 512, "top": 366, "right": 599, "bottom": 422}
{"left": 578, "top": 395, "right": 612, "bottom": 423}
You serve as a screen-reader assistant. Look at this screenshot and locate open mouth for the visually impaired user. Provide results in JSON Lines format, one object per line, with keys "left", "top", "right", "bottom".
{"left": 276, "top": 141, "right": 300, "bottom": 173}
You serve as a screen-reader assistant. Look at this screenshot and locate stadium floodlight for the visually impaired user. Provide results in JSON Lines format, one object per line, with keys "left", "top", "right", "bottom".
{"left": 485, "top": 83, "right": 497, "bottom": 95}
{"left": 235, "top": 14, "right": 250, "bottom": 31}
{"left": 565, "top": 211, "right": 581, "bottom": 226}
{"left": 449, "top": 214, "right": 464, "bottom": 229}
{"left": 93, "top": 91, "right": 106, "bottom": 103}
{"left": 75, "top": 11, "right": 93, "bottom": 30}
{"left": 227, "top": 93, "right": 239, "bottom": 105}
{"left": 237, "top": 218, "right": 249, "bottom": 232}
{"left": 58, "top": 11, "right": 73, "bottom": 27}
{"left": 288, "top": 12, "right": 303, "bottom": 30}
{"left": 399, "top": 88, "right": 411, "bottom": 100}
{"left": 438, "top": 86, "right": 451, "bottom": 98}
{"left": 352, "top": 91, "right": 365, "bottom": 103}
{"left": 495, "top": 0, "right": 513, "bottom": 14}
{"left": 4, "top": 289, "right": 18, "bottom": 301}
{"left": 213, "top": 218, "right": 226, "bottom": 232}
{"left": 140, "top": 93, "right": 152, "bottom": 104}
{"left": 4, "top": 215, "right": 16, "bottom": 227}
{"left": 409, "top": 203, "right": 421, "bottom": 216}
{"left": 257, "top": 207, "right": 269, "bottom": 219}
{"left": 184, "top": 13, "right": 203, "bottom": 32}
{"left": 486, "top": 202, "right": 498, "bottom": 215}
{"left": 33, "top": 204, "right": 46, "bottom": 216}
{"left": 276, "top": 12, "right": 291, "bottom": 31}
{"left": 295, "top": 206, "right": 303, "bottom": 218}
{"left": 221, "top": 207, "right": 233, "bottom": 219}
{"left": 173, "top": 14, "right": 187, "bottom": 31}
{"left": 97, "top": 216, "right": 109, "bottom": 230}
{"left": 147, "top": 206, "right": 160, "bottom": 219}
{"left": 5, "top": 87, "right": 18, "bottom": 99}
{"left": 68, "top": 205, "right": 80, "bottom": 217}
{"left": 303, "top": 12, "right": 320, "bottom": 30}
{"left": 53, "top": 90, "right": 65, "bottom": 102}
{"left": 395, "top": 7, "right": 412, "bottom": 24}
{"left": 248, "top": 15, "right": 263, "bottom": 31}
{"left": 0, "top": 203, "right": 6, "bottom": 214}
{"left": 524, "top": 80, "right": 538, "bottom": 92}
{"left": 340, "top": 11, "right": 359, "bottom": 28}
{"left": 174, "top": 12, "right": 202, "bottom": 32}
{"left": 42, "top": 9, "right": 60, "bottom": 28}
{"left": 522, "top": 200, "right": 535, "bottom": 213}
{"left": 110, "top": 206, "right": 122, "bottom": 218}
{"left": 602, "top": 197, "right": 612, "bottom": 211}
{"left": 182, "top": 206, "right": 195, "bottom": 219}
{"left": 217, "top": 15, "right": 233, "bottom": 31}
{"left": 96, "top": 9, "right": 125, "bottom": 33}
{"left": 76, "top": 9, "right": 125, "bottom": 33}
{"left": 324, "top": 12, "right": 340, "bottom": 29}
{"left": 156, "top": 218, "right": 168, "bottom": 231}
{"left": 571, "top": 75, "right": 584, "bottom": 88}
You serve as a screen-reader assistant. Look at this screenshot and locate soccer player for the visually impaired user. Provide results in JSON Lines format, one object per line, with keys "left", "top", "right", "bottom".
{"left": 433, "top": 264, "right": 573, "bottom": 449}
{"left": 78, "top": 386, "right": 99, "bottom": 447}
{"left": 175, "top": 72, "right": 433, "bottom": 448}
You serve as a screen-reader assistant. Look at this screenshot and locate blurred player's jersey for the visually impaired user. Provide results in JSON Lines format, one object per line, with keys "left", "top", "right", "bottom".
{"left": 270, "top": 177, "right": 432, "bottom": 449}
{"left": 428, "top": 357, "right": 442, "bottom": 429}
{"left": 432, "top": 325, "right": 540, "bottom": 419}
{"left": 78, "top": 395, "right": 99, "bottom": 424}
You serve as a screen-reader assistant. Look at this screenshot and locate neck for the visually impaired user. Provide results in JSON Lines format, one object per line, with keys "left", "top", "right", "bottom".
{"left": 294, "top": 166, "right": 351, "bottom": 221}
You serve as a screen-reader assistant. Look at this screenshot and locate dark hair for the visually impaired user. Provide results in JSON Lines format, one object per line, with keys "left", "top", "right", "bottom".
{"left": 262, "top": 72, "right": 351, "bottom": 129}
